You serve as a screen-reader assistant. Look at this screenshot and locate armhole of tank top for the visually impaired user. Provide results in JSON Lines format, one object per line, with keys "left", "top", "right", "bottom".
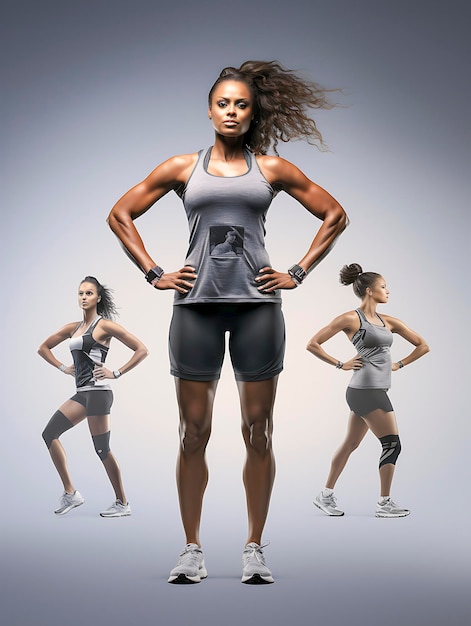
{"left": 175, "top": 150, "right": 204, "bottom": 197}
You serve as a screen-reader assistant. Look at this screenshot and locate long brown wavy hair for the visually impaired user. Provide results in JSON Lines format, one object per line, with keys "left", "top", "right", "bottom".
{"left": 208, "top": 60, "right": 339, "bottom": 155}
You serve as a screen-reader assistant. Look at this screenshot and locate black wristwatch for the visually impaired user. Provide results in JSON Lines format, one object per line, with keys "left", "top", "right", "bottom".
{"left": 288, "top": 264, "right": 307, "bottom": 285}
{"left": 145, "top": 265, "right": 164, "bottom": 284}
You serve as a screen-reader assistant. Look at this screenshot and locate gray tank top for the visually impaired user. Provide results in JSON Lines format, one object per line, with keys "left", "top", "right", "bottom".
{"left": 174, "top": 146, "right": 281, "bottom": 305}
{"left": 348, "top": 309, "right": 393, "bottom": 390}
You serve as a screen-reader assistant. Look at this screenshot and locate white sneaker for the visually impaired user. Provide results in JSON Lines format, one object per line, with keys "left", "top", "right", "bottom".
{"left": 241, "top": 542, "right": 274, "bottom": 584}
{"left": 376, "top": 497, "right": 410, "bottom": 518}
{"left": 314, "top": 491, "right": 345, "bottom": 516}
{"left": 168, "top": 544, "right": 208, "bottom": 584}
{"left": 100, "top": 500, "right": 132, "bottom": 517}
{"left": 54, "top": 490, "right": 84, "bottom": 515}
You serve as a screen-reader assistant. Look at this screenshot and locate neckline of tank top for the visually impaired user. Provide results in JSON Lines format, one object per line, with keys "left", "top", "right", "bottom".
{"left": 203, "top": 146, "right": 252, "bottom": 179}
{"left": 71, "top": 315, "right": 102, "bottom": 338}
{"left": 356, "top": 308, "right": 387, "bottom": 328}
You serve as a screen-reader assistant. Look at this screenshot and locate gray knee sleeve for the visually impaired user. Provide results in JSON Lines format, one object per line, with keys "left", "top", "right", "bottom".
{"left": 42, "top": 411, "right": 73, "bottom": 448}
{"left": 379, "top": 434, "right": 401, "bottom": 467}
{"left": 92, "top": 432, "right": 111, "bottom": 461}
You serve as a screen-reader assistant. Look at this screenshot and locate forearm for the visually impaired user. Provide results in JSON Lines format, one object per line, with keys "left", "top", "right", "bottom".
{"left": 299, "top": 208, "right": 348, "bottom": 273}
{"left": 395, "top": 342, "right": 430, "bottom": 368}
{"left": 108, "top": 213, "right": 156, "bottom": 274}
{"left": 115, "top": 346, "right": 149, "bottom": 376}
{"left": 38, "top": 345, "right": 66, "bottom": 370}
{"left": 306, "top": 340, "right": 339, "bottom": 367}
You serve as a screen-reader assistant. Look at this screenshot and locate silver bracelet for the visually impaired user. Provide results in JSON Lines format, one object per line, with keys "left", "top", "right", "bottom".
{"left": 59, "top": 364, "right": 67, "bottom": 373}
{"left": 398, "top": 360, "right": 404, "bottom": 368}
{"left": 336, "top": 361, "right": 343, "bottom": 370}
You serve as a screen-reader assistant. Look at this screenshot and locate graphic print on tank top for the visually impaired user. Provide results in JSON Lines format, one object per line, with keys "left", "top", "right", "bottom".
{"left": 210, "top": 225, "right": 244, "bottom": 257}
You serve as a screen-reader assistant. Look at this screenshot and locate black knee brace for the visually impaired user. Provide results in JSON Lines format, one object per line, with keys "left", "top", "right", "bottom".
{"left": 92, "top": 432, "right": 110, "bottom": 461}
{"left": 379, "top": 434, "right": 401, "bottom": 467}
{"left": 42, "top": 411, "right": 73, "bottom": 448}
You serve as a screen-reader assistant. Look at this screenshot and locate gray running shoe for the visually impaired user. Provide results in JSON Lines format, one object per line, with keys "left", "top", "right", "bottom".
{"left": 376, "top": 497, "right": 410, "bottom": 518}
{"left": 54, "top": 490, "right": 84, "bottom": 515}
{"left": 241, "top": 542, "right": 274, "bottom": 584}
{"left": 168, "top": 544, "right": 208, "bottom": 584}
{"left": 100, "top": 500, "right": 132, "bottom": 517}
{"left": 314, "top": 491, "right": 345, "bottom": 516}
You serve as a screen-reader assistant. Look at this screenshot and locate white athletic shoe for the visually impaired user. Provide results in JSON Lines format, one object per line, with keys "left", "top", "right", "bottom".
{"left": 168, "top": 544, "right": 208, "bottom": 584}
{"left": 54, "top": 490, "right": 84, "bottom": 515}
{"left": 375, "top": 497, "right": 410, "bottom": 518}
{"left": 100, "top": 500, "right": 132, "bottom": 517}
{"left": 314, "top": 491, "right": 345, "bottom": 516}
{"left": 241, "top": 542, "right": 274, "bottom": 584}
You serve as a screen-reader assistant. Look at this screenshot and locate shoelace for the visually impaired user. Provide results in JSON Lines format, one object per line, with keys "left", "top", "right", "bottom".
{"left": 244, "top": 543, "right": 269, "bottom": 565}
{"left": 179, "top": 546, "right": 202, "bottom": 565}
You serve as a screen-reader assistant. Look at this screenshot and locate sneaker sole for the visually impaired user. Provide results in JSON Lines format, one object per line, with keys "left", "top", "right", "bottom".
{"left": 375, "top": 511, "right": 410, "bottom": 518}
{"left": 99, "top": 512, "right": 132, "bottom": 517}
{"left": 168, "top": 572, "right": 207, "bottom": 584}
{"left": 54, "top": 500, "right": 84, "bottom": 515}
{"left": 241, "top": 573, "right": 274, "bottom": 585}
{"left": 313, "top": 500, "right": 344, "bottom": 516}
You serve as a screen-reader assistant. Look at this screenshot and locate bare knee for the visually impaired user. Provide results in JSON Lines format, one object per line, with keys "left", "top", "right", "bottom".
{"left": 179, "top": 420, "right": 211, "bottom": 454}
{"left": 243, "top": 416, "right": 272, "bottom": 455}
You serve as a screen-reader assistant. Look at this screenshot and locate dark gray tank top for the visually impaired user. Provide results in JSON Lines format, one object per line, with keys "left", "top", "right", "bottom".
{"left": 348, "top": 309, "right": 393, "bottom": 390}
{"left": 174, "top": 146, "right": 281, "bottom": 305}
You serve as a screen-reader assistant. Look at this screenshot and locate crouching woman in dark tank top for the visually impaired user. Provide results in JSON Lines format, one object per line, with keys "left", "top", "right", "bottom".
{"left": 107, "top": 60, "right": 348, "bottom": 584}
{"left": 307, "top": 263, "right": 429, "bottom": 518}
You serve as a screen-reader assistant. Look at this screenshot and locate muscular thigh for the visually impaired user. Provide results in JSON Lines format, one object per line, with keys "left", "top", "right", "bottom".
{"left": 362, "top": 408, "right": 398, "bottom": 438}
{"left": 58, "top": 399, "right": 88, "bottom": 426}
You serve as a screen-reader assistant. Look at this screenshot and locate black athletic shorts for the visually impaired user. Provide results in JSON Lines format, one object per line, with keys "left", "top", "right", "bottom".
{"left": 169, "top": 303, "right": 285, "bottom": 382}
{"left": 346, "top": 387, "right": 394, "bottom": 416}
{"left": 71, "top": 390, "right": 114, "bottom": 415}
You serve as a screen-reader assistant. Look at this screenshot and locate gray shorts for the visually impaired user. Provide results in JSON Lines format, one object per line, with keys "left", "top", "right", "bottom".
{"left": 169, "top": 303, "right": 285, "bottom": 382}
{"left": 346, "top": 387, "right": 393, "bottom": 416}
{"left": 71, "top": 390, "right": 114, "bottom": 416}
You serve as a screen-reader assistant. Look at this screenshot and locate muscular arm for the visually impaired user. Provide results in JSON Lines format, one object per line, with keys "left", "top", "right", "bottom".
{"left": 306, "top": 311, "right": 362, "bottom": 371}
{"left": 93, "top": 320, "right": 149, "bottom": 378}
{"left": 382, "top": 315, "right": 430, "bottom": 370}
{"left": 256, "top": 156, "right": 348, "bottom": 291}
{"left": 107, "top": 154, "right": 198, "bottom": 292}
{"left": 37, "top": 323, "right": 77, "bottom": 374}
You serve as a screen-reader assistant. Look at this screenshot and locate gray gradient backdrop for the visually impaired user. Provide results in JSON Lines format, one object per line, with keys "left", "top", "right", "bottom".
{"left": 2, "top": 1, "right": 469, "bottom": 625}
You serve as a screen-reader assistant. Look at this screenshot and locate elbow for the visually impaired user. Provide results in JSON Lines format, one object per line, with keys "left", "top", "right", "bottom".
{"left": 107, "top": 211, "right": 117, "bottom": 232}
{"left": 336, "top": 207, "right": 349, "bottom": 233}
{"left": 306, "top": 340, "right": 317, "bottom": 355}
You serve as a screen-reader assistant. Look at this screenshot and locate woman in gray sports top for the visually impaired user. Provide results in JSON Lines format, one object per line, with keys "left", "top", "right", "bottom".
{"left": 108, "top": 61, "right": 348, "bottom": 584}
{"left": 38, "top": 276, "right": 148, "bottom": 518}
{"left": 307, "top": 263, "right": 429, "bottom": 518}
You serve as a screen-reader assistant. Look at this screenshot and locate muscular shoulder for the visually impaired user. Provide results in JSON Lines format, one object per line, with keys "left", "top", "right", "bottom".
{"left": 255, "top": 154, "right": 304, "bottom": 187}
{"left": 150, "top": 152, "right": 199, "bottom": 187}
{"left": 378, "top": 313, "right": 402, "bottom": 332}
{"left": 336, "top": 310, "right": 360, "bottom": 334}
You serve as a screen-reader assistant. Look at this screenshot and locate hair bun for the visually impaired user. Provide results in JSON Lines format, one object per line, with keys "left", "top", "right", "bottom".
{"left": 339, "top": 263, "right": 363, "bottom": 286}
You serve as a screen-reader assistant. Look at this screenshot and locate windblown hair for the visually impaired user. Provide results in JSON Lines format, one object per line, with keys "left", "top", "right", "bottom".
{"left": 339, "top": 263, "right": 382, "bottom": 299}
{"left": 208, "top": 60, "right": 338, "bottom": 155}
{"left": 80, "top": 276, "right": 118, "bottom": 319}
